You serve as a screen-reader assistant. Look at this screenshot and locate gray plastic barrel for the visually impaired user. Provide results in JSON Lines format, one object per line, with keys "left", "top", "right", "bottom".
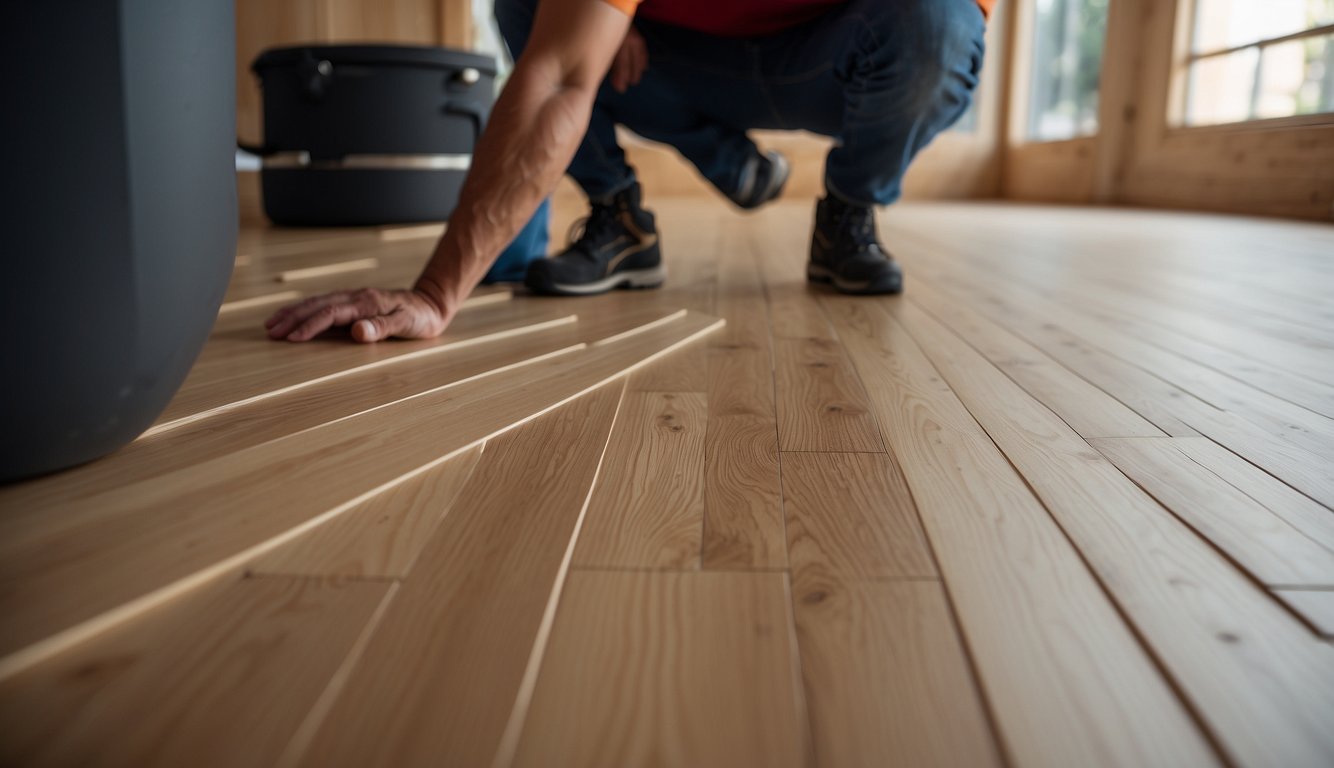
{"left": 1, "top": 0, "right": 237, "bottom": 483}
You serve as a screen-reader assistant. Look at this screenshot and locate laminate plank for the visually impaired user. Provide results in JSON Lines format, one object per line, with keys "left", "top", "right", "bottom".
{"left": 155, "top": 300, "right": 578, "bottom": 430}
{"left": 1274, "top": 590, "right": 1334, "bottom": 638}
{"left": 774, "top": 336, "right": 886, "bottom": 453}
{"left": 276, "top": 257, "right": 379, "bottom": 283}
{"left": 293, "top": 383, "right": 625, "bottom": 768}
{"left": 904, "top": 264, "right": 1334, "bottom": 509}
{"left": 824, "top": 296, "right": 1216, "bottom": 768}
{"left": 892, "top": 298, "right": 1334, "bottom": 768}
{"left": 0, "top": 328, "right": 579, "bottom": 520}
{"left": 1173, "top": 438, "right": 1334, "bottom": 552}
{"left": 793, "top": 579, "right": 1002, "bottom": 768}
{"left": 249, "top": 445, "right": 484, "bottom": 578}
{"left": 0, "top": 575, "right": 392, "bottom": 768}
{"left": 0, "top": 312, "right": 722, "bottom": 677}
{"left": 780, "top": 451, "right": 935, "bottom": 581}
{"left": 573, "top": 392, "right": 707, "bottom": 570}
{"left": 511, "top": 570, "right": 809, "bottom": 768}
{"left": 906, "top": 281, "right": 1167, "bottom": 439}
{"left": 1091, "top": 437, "right": 1334, "bottom": 588}
{"left": 702, "top": 230, "right": 785, "bottom": 569}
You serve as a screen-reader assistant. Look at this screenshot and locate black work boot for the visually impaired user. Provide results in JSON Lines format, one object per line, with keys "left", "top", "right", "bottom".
{"left": 808, "top": 195, "right": 903, "bottom": 295}
{"left": 728, "top": 149, "right": 790, "bottom": 210}
{"left": 525, "top": 182, "right": 663, "bottom": 296}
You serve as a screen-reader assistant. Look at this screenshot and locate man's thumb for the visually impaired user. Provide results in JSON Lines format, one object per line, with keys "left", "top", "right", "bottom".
{"left": 353, "top": 315, "right": 395, "bottom": 343}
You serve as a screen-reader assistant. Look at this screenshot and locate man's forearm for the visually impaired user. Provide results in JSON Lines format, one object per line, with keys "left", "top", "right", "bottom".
{"left": 413, "top": 59, "right": 600, "bottom": 316}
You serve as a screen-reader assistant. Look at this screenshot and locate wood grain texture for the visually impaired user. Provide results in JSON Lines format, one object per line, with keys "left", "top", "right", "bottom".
{"left": 824, "top": 296, "right": 1216, "bottom": 768}
{"left": 1274, "top": 590, "right": 1334, "bottom": 638}
{"left": 780, "top": 451, "right": 935, "bottom": 581}
{"left": 511, "top": 570, "right": 810, "bottom": 768}
{"left": 906, "top": 280, "right": 1167, "bottom": 439}
{"left": 702, "top": 230, "right": 786, "bottom": 569}
{"left": 793, "top": 579, "right": 1002, "bottom": 768}
{"left": 155, "top": 300, "right": 576, "bottom": 430}
{"left": 249, "top": 445, "right": 484, "bottom": 578}
{"left": 774, "top": 336, "right": 885, "bottom": 453}
{"left": 1091, "top": 437, "right": 1334, "bottom": 587}
{"left": 1173, "top": 437, "right": 1334, "bottom": 553}
{"left": 893, "top": 298, "right": 1334, "bottom": 768}
{"left": 0, "top": 328, "right": 579, "bottom": 520}
{"left": 0, "top": 312, "right": 722, "bottom": 678}
{"left": 293, "top": 383, "right": 625, "bottom": 768}
{"left": 0, "top": 575, "right": 392, "bottom": 768}
{"left": 574, "top": 392, "right": 707, "bottom": 570}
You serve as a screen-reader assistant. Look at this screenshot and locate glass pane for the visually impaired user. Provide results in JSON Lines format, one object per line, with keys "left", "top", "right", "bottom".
{"left": 1193, "top": 0, "right": 1333, "bottom": 55}
{"left": 1027, "top": 0, "right": 1109, "bottom": 141}
{"left": 1186, "top": 33, "right": 1334, "bottom": 124}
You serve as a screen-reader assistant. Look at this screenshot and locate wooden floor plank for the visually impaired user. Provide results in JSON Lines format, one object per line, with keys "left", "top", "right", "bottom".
{"left": 293, "top": 383, "right": 625, "bottom": 768}
{"left": 248, "top": 445, "right": 484, "bottom": 578}
{"left": 1274, "top": 590, "right": 1334, "bottom": 638}
{"left": 156, "top": 300, "right": 577, "bottom": 429}
{"left": 702, "top": 231, "right": 786, "bottom": 569}
{"left": 780, "top": 451, "right": 935, "bottom": 581}
{"left": 0, "top": 575, "right": 392, "bottom": 768}
{"left": 573, "top": 392, "right": 707, "bottom": 570}
{"left": 1091, "top": 437, "right": 1334, "bottom": 588}
{"left": 907, "top": 281, "right": 1168, "bottom": 439}
{"left": 774, "top": 336, "right": 886, "bottom": 453}
{"left": 793, "top": 579, "right": 1002, "bottom": 768}
{"left": 824, "top": 295, "right": 1217, "bottom": 768}
{"left": 511, "top": 570, "right": 809, "bottom": 768}
{"left": 1172, "top": 438, "right": 1334, "bottom": 552}
{"left": 0, "top": 312, "right": 722, "bottom": 677}
{"left": 892, "top": 297, "right": 1334, "bottom": 767}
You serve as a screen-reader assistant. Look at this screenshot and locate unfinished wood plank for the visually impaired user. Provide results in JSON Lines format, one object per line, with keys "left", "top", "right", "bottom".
{"left": 0, "top": 575, "right": 392, "bottom": 768}
{"left": 0, "top": 312, "right": 722, "bottom": 677}
{"left": 0, "top": 329, "right": 578, "bottom": 520}
{"left": 892, "top": 297, "right": 1334, "bottom": 768}
{"left": 780, "top": 451, "right": 935, "bottom": 581}
{"left": 218, "top": 290, "right": 302, "bottom": 314}
{"left": 824, "top": 296, "right": 1216, "bottom": 768}
{"left": 774, "top": 336, "right": 885, "bottom": 453}
{"left": 276, "top": 257, "right": 380, "bottom": 283}
{"left": 702, "top": 231, "right": 786, "bottom": 569}
{"left": 155, "top": 300, "right": 577, "bottom": 430}
{"left": 1091, "top": 437, "right": 1334, "bottom": 588}
{"left": 1275, "top": 590, "right": 1334, "bottom": 638}
{"left": 249, "top": 445, "right": 484, "bottom": 578}
{"left": 293, "top": 383, "right": 624, "bottom": 768}
{"left": 573, "top": 392, "right": 707, "bottom": 570}
{"left": 1173, "top": 438, "right": 1334, "bottom": 552}
{"left": 793, "top": 579, "right": 1002, "bottom": 768}
{"left": 511, "top": 570, "right": 809, "bottom": 768}
{"left": 906, "top": 281, "right": 1167, "bottom": 439}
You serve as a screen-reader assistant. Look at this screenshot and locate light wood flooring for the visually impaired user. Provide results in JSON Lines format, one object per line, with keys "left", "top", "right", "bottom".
{"left": 2, "top": 199, "right": 1333, "bottom": 767}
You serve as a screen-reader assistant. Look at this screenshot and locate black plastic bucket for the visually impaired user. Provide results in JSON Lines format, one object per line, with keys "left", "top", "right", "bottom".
{"left": 250, "top": 44, "right": 497, "bottom": 226}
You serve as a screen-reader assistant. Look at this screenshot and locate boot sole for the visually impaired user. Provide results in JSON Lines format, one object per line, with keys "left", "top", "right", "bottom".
{"left": 526, "top": 264, "right": 666, "bottom": 296}
{"left": 807, "top": 264, "right": 903, "bottom": 295}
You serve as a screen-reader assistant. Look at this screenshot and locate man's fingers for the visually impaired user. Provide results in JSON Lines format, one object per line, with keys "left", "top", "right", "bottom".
{"left": 611, "top": 47, "right": 631, "bottom": 93}
{"left": 629, "top": 36, "right": 647, "bottom": 84}
{"left": 266, "top": 292, "right": 349, "bottom": 339}
{"left": 285, "top": 301, "right": 370, "bottom": 342}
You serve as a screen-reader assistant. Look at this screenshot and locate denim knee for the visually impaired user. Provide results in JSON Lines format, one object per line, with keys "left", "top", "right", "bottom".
{"left": 840, "top": 0, "right": 986, "bottom": 113}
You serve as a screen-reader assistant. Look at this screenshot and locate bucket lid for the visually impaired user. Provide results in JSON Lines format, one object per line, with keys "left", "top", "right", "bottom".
{"left": 253, "top": 44, "right": 497, "bottom": 75}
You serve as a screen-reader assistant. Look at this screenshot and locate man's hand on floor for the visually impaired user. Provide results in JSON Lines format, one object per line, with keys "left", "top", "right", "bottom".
{"left": 265, "top": 287, "right": 449, "bottom": 343}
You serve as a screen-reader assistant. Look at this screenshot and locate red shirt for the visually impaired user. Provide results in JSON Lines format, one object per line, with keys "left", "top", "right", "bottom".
{"left": 604, "top": 0, "right": 995, "bottom": 37}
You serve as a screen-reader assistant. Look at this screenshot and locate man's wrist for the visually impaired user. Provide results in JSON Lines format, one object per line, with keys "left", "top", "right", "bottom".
{"left": 412, "top": 273, "right": 458, "bottom": 320}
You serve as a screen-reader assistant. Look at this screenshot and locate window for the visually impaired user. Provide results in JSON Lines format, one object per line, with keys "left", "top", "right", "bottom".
{"left": 1184, "top": 0, "right": 1334, "bottom": 126}
{"left": 1027, "top": 0, "right": 1110, "bottom": 141}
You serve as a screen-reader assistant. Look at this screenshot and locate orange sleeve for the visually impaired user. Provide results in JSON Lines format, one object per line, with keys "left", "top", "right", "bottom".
{"left": 600, "top": 0, "right": 640, "bottom": 16}
{"left": 977, "top": 0, "right": 996, "bottom": 19}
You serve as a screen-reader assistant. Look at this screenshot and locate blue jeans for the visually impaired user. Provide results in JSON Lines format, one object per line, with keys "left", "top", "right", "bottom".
{"left": 496, "top": 0, "right": 986, "bottom": 207}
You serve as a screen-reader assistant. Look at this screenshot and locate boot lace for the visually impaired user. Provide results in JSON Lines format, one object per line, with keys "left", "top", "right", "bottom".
{"left": 566, "top": 203, "right": 624, "bottom": 259}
